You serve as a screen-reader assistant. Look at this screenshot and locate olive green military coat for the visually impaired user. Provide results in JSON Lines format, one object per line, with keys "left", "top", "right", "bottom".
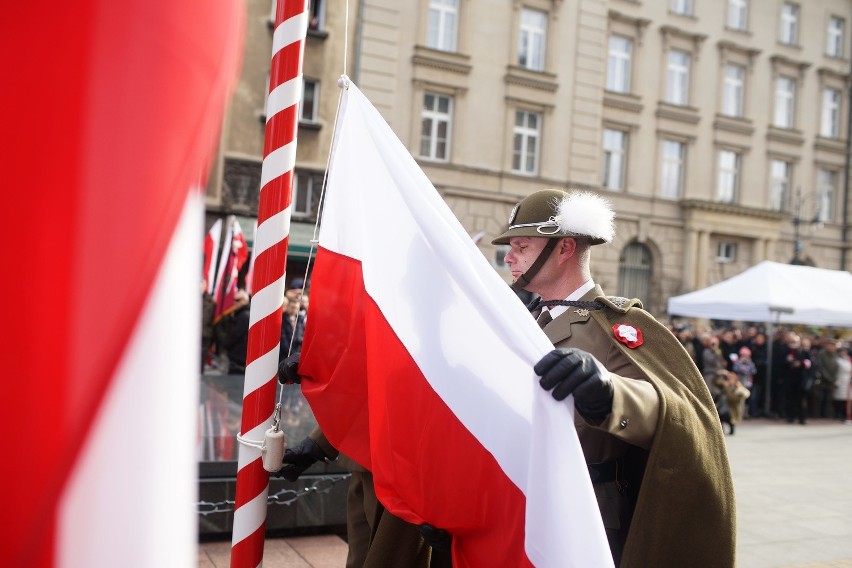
{"left": 540, "top": 286, "right": 736, "bottom": 568}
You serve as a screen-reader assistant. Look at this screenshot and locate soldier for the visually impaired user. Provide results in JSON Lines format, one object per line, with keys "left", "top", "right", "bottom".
{"left": 492, "top": 189, "right": 735, "bottom": 567}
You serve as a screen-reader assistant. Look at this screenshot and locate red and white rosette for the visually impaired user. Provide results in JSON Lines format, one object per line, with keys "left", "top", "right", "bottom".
{"left": 612, "top": 323, "right": 644, "bottom": 349}
{"left": 230, "top": 1, "right": 309, "bottom": 566}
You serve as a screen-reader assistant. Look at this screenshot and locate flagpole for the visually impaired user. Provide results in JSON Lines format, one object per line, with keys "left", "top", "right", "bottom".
{"left": 230, "top": 1, "right": 309, "bottom": 566}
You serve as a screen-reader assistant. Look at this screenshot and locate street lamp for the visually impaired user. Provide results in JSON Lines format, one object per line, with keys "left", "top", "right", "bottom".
{"left": 790, "top": 186, "right": 824, "bottom": 265}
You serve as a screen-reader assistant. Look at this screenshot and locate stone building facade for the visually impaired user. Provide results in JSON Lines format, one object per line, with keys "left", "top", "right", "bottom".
{"left": 207, "top": 0, "right": 852, "bottom": 318}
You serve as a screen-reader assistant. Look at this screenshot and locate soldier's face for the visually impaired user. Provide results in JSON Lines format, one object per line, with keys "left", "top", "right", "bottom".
{"left": 505, "top": 236, "right": 549, "bottom": 283}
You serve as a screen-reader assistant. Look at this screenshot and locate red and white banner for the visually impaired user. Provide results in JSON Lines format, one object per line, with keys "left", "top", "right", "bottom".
{"left": 2, "top": 2, "right": 243, "bottom": 567}
{"left": 299, "top": 82, "right": 613, "bottom": 567}
{"left": 214, "top": 217, "right": 250, "bottom": 322}
{"left": 204, "top": 218, "right": 223, "bottom": 294}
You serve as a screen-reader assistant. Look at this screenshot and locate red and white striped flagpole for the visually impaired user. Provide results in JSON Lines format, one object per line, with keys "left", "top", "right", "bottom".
{"left": 230, "top": 0, "right": 309, "bottom": 565}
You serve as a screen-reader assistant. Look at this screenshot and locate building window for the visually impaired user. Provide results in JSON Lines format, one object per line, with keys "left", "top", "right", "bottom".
{"left": 671, "top": 0, "right": 693, "bottom": 16}
{"left": 426, "top": 0, "right": 458, "bottom": 52}
{"left": 293, "top": 171, "right": 323, "bottom": 220}
{"left": 602, "top": 129, "right": 628, "bottom": 190}
{"left": 821, "top": 88, "right": 841, "bottom": 138}
{"left": 519, "top": 8, "right": 547, "bottom": 72}
{"left": 722, "top": 64, "right": 745, "bottom": 117}
{"left": 618, "top": 242, "right": 652, "bottom": 308}
{"left": 827, "top": 16, "right": 845, "bottom": 57}
{"left": 817, "top": 169, "right": 837, "bottom": 223}
{"left": 780, "top": 3, "right": 798, "bottom": 45}
{"left": 308, "top": 0, "right": 325, "bottom": 31}
{"left": 301, "top": 79, "right": 319, "bottom": 123}
{"left": 420, "top": 92, "right": 453, "bottom": 161}
{"left": 660, "top": 140, "right": 684, "bottom": 198}
{"left": 716, "top": 242, "right": 737, "bottom": 263}
{"left": 716, "top": 150, "right": 740, "bottom": 204}
{"left": 727, "top": 0, "right": 748, "bottom": 31}
{"left": 774, "top": 76, "right": 795, "bottom": 128}
{"left": 666, "top": 49, "right": 690, "bottom": 106}
{"left": 512, "top": 110, "right": 541, "bottom": 175}
{"left": 769, "top": 159, "right": 791, "bottom": 212}
{"left": 606, "top": 35, "right": 633, "bottom": 94}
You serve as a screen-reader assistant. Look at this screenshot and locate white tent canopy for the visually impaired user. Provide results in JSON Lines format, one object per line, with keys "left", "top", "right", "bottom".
{"left": 667, "top": 260, "right": 852, "bottom": 328}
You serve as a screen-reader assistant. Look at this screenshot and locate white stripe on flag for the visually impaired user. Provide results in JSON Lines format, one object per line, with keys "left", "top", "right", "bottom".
{"left": 58, "top": 193, "right": 202, "bottom": 568}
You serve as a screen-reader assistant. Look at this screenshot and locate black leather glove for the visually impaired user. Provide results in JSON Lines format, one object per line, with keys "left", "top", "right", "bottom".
{"left": 420, "top": 523, "right": 452, "bottom": 553}
{"left": 277, "top": 351, "right": 301, "bottom": 384}
{"left": 277, "top": 436, "right": 327, "bottom": 482}
{"left": 535, "top": 348, "right": 614, "bottom": 419}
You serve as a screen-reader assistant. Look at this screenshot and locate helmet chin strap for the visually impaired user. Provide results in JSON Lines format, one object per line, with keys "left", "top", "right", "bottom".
{"left": 510, "top": 238, "right": 558, "bottom": 292}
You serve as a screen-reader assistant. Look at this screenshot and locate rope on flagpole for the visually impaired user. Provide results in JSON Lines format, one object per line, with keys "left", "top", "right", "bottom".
{"left": 230, "top": 1, "right": 309, "bottom": 566}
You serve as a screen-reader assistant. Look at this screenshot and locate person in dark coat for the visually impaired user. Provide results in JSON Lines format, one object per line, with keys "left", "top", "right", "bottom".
{"left": 222, "top": 290, "right": 250, "bottom": 374}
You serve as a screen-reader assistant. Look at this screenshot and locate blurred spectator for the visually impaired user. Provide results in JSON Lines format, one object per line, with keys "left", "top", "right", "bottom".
{"left": 813, "top": 340, "right": 839, "bottom": 418}
{"left": 746, "top": 332, "right": 768, "bottom": 417}
{"left": 201, "top": 281, "right": 216, "bottom": 372}
{"left": 719, "top": 329, "right": 738, "bottom": 371}
{"left": 785, "top": 336, "right": 813, "bottom": 425}
{"left": 732, "top": 347, "right": 757, "bottom": 419}
{"left": 701, "top": 334, "right": 725, "bottom": 398}
{"left": 222, "top": 289, "right": 250, "bottom": 374}
{"left": 280, "top": 296, "right": 306, "bottom": 359}
{"left": 834, "top": 345, "right": 852, "bottom": 421}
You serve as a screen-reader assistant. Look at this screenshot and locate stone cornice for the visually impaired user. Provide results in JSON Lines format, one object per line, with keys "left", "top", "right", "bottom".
{"left": 680, "top": 199, "right": 785, "bottom": 221}
{"left": 603, "top": 91, "right": 643, "bottom": 113}
{"left": 504, "top": 65, "right": 559, "bottom": 92}
{"left": 766, "top": 126, "right": 805, "bottom": 146}
{"left": 656, "top": 102, "right": 700, "bottom": 124}
{"left": 713, "top": 114, "right": 755, "bottom": 136}
{"left": 412, "top": 46, "right": 472, "bottom": 75}
{"left": 814, "top": 136, "right": 847, "bottom": 154}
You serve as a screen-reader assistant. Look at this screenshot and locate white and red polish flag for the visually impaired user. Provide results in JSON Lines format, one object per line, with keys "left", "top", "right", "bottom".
{"left": 2, "top": 2, "right": 243, "bottom": 567}
{"left": 214, "top": 218, "right": 250, "bottom": 322}
{"left": 204, "top": 218, "right": 223, "bottom": 294}
{"left": 299, "top": 82, "right": 613, "bottom": 567}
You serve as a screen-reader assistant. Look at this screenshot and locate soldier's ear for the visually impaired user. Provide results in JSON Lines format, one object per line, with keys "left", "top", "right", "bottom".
{"left": 558, "top": 237, "right": 577, "bottom": 257}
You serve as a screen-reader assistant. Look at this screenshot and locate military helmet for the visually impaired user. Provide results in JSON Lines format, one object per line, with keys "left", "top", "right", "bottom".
{"left": 492, "top": 188, "right": 615, "bottom": 245}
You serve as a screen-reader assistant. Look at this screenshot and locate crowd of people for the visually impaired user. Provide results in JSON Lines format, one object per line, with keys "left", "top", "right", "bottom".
{"left": 671, "top": 324, "right": 852, "bottom": 432}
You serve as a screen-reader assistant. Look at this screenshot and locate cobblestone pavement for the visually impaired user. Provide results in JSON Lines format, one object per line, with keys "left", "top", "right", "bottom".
{"left": 727, "top": 419, "right": 852, "bottom": 568}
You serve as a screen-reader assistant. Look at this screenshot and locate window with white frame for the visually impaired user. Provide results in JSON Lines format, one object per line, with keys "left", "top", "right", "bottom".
{"left": 716, "top": 242, "right": 737, "bottom": 263}
{"left": 722, "top": 64, "right": 745, "bottom": 117}
{"left": 817, "top": 169, "right": 837, "bottom": 223}
{"left": 774, "top": 76, "right": 795, "bottom": 128}
{"left": 716, "top": 150, "right": 740, "bottom": 204}
{"left": 821, "top": 88, "right": 841, "bottom": 138}
{"left": 420, "top": 92, "right": 453, "bottom": 161}
{"left": 780, "top": 3, "right": 798, "bottom": 45}
{"left": 519, "top": 9, "right": 547, "bottom": 72}
{"left": 769, "top": 159, "right": 791, "bottom": 211}
{"left": 666, "top": 49, "right": 690, "bottom": 106}
{"left": 602, "top": 128, "right": 628, "bottom": 190}
{"left": 827, "top": 16, "right": 845, "bottom": 57}
{"left": 606, "top": 35, "right": 633, "bottom": 93}
{"left": 512, "top": 110, "right": 541, "bottom": 175}
{"left": 293, "top": 171, "right": 323, "bottom": 219}
{"left": 727, "top": 0, "right": 748, "bottom": 31}
{"left": 426, "top": 0, "right": 458, "bottom": 52}
{"left": 301, "top": 80, "right": 319, "bottom": 123}
{"left": 660, "top": 140, "right": 685, "bottom": 198}
{"left": 671, "top": 0, "right": 693, "bottom": 16}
